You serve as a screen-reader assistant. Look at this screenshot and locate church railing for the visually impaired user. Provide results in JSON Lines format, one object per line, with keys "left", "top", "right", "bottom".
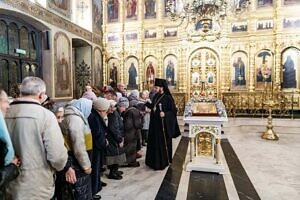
{"left": 221, "top": 91, "right": 300, "bottom": 118}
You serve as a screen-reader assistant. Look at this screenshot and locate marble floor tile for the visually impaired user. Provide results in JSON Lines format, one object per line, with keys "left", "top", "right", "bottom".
{"left": 99, "top": 117, "right": 300, "bottom": 200}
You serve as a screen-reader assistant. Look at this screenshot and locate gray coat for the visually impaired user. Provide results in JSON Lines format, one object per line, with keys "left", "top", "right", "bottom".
{"left": 5, "top": 100, "right": 68, "bottom": 200}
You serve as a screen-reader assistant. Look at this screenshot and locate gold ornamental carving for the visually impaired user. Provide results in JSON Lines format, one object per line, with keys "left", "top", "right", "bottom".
{"left": 191, "top": 125, "right": 218, "bottom": 136}
{"left": 197, "top": 132, "right": 213, "bottom": 156}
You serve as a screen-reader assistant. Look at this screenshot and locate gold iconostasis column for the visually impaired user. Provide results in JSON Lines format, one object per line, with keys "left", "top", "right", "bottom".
{"left": 274, "top": 0, "right": 281, "bottom": 89}
{"left": 156, "top": 0, "right": 164, "bottom": 79}
{"left": 138, "top": 0, "right": 144, "bottom": 90}
{"left": 179, "top": 47, "right": 188, "bottom": 92}
{"left": 119, "top": 0, "right": 125, "bottom": 84}
{"left": 249, "top": 41, "right": 256, "bottom": 92}
{"left": 103, "top": 0, "right": 108, "bottom": 85}
{"left": 220, "top": 44, "right": 230, "bottom": 94}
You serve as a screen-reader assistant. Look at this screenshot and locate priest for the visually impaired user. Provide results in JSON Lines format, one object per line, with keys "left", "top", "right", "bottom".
{"left": 145, "top": 78, "right": 181, "bottom": 170}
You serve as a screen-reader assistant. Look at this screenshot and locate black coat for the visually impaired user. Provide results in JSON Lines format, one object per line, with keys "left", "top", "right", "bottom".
{"left": 145, "top": 93, "right": 181, "bottom": 170}
{"left": 106, "top": 110, "right": 126, "bottom": 164}
{"left": 123, "top": 107, "right": 142, "bottom": 164}
{"left": 88, "top": 108, "right": 108, "bottom": 195}
{"left": 0, "top": 141, "right": 19, "bottom": 199}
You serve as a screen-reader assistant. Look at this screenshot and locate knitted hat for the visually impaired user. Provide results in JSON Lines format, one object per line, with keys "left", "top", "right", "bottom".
{"left": 117, "top": 97, "right": 129, "bottom": 108}
{"left": 93, "top": 98, "right": 110, "bottom": 111}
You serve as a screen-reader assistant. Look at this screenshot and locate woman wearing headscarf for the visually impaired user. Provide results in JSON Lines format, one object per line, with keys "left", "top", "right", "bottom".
{"left": 88, "top": 98, "right": 110, "bottom": 199}
{"left": 51, "top": 103, "right": 77, "bottom": 200}
{"left": 123, "top": 91, "right": 143, "bottom": 167}
{"left": 61, "top": 98, "right": 93, "bottom": 200}
{"left": 145, "top": 78, "right": 181, "bottom": 170}
{"left": 127, "top": 90, "right": 143, "bottom": 155}
{"left": 106, "top": 97, "right": 127, "bottom": 180}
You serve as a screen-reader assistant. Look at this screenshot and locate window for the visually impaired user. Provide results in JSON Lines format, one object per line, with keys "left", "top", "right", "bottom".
{"left": 0, "top": 59, "right": 9, "bottom": 92}
{"left": 20, "top": 27, "right": 29, "bottom": 58}
{"left": 8, "top": 23, "right": 19, "bottom": 56}
{"left": 0, "top": 21, "right": 8, "bottom": 54}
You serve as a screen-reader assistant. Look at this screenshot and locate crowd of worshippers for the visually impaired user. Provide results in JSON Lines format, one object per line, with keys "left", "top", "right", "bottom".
{"left": 0, "top": 76, "right": 180, "bottom": 200}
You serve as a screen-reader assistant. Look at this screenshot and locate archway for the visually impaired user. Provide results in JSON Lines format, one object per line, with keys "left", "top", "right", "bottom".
{"left": 72, "top": 38, "right": 92, "bottom": 98}
{"left": 188, "top": 48, "right": 219, "bottom": 98}
{"left": 0, "top": 9, "right": 49, "bottom": 96}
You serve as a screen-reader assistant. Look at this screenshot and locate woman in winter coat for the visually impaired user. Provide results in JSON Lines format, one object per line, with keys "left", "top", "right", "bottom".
{"left": 51, "top": 104, "right": 77, "bottom": 200}
{"left": 106, "top": 97, "right": 128, "bottom": 180}
{"left": 61, "top": 98, "right": 93, "bottom": 200}
{"left": 88, "top": 98, "right": 110, "bottom": 199}
{"left": 123, "top": 98, "right": 143, "bottom": 167}
{"left": 139, "top": 90, "right": 151, "bottom": 146}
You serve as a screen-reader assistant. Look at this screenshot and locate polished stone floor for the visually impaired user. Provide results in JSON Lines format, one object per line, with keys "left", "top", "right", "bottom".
{"left": 100, "top": 118, "right": 300, "bottom": 200}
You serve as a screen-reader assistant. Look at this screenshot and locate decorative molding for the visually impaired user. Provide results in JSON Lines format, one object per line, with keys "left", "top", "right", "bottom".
{"left": 3, "top": 0, "right": 102, "bottom": 44}
{"left": 191, "top": 125, "right": 218, "bottom": 137}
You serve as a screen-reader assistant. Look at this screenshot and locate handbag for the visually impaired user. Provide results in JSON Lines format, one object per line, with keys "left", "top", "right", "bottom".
{"left": 0, "top": 163, "right": 19, "bottom": 189}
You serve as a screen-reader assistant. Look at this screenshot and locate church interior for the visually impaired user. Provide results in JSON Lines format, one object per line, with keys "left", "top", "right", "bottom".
{"left": 0, "top": 0, "right": 300, "bottom": 199}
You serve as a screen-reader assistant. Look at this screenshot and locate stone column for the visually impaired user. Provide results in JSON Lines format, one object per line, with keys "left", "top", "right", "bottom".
{"left": 190, "top": 136, "right": 194, "bottom": 162}
{"left": 215, "top": 138, "right": 221, "bottom": 164}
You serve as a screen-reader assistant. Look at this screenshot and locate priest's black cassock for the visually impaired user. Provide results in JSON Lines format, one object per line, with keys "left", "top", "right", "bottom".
{"left": 145, "top": 78, "right": 181, "bottom": 170}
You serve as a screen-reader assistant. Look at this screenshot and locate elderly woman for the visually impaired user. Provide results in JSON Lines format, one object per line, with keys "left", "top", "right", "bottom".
{"left": 61, "top": 98, "right": 93, "bottom": 200}
{"left": 51, "top": 103, "right": 77, "bottom": 200}
{"left": 106, "top": 97, "right": 128, "bottom": 180}
{"left": 123, "top": 95, "right": 143, "bottom": 167}
{"left": 88, "top": 98, "right": 110, "bottom": 199}
{"left": 139, "top": 90, "right": 151, "bottom": 146}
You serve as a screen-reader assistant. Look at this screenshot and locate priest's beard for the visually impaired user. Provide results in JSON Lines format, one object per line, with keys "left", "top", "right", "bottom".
{"left": 158, "top": 87, "right": 164, "bottom": 94}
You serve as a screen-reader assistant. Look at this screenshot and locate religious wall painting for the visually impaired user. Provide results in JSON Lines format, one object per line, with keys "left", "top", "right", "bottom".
{"left": 125, "top": 32, "right": 138, "bottom": 41}
{"left": 54, "top": 32, "right": 72, "bottom": 98}
{"left": 163, "top": 55, "right": 177, "bottom": 89}
{"left": 164, "top": 0, "right": 177, "bottom": 16}
{"left": 94, "top": 48, "right": 103, "bottom": 89}
{"left": 47, "top": 0, "right": 71, "bottom": 18}
{"left": 231, "top": 51, "right": 247, "bottom": 90}
{"left": 144, "top": 56, "right": 157, "bottom": 85}
{"left": 257, "top": 0, "right": 273, "bottom": 7}
{"left": 107, "top": 57, "right": 119, "bottom": 88}
{"left": 257, "top": 19, "right": 273, "bottom": 30}
{"left": 107, "top": 0, "right": 119, "bottom": 23}
{"left": 93, "top": 0, "right": 103, "bottom": 33}
{"left": 144, "top": 0, "right": 156, "bottom": 19}
{"left": 281, "top": 47, "right": 300, "bottom": 90}
{"left": 164, "top": 27, "right": 177, "bottom": 37}
{"left": 283, "top": 17, "right": 300, "bottom": 29}
{"left": 126, "top": 57, "right": 139, "bottom": 90}
{"left": 192, "top": 72, "right": 200, "bottom": 84}
{"left": 207, "top": 72, "right": 215, "bottom": 84}
{"left": 107, "top": 33, "right": 119, "bottom": 42}
{"left": 195, "top": 20, "right": 213, "bottom": 31}
{"left": 255, "top": 50, "right": 273, "bottom": 89}
{"left": 234, "top": 0, "right": 250, "bottom": 9}
{"left": 126, "top": 0, "right": 138, "bottom": 20}
{"left": 232, "top": 22, "right": 248, "bottom": 32}
{"left": 144, "top": 29, "right": 157, "bottom": 39}
{"left": 283, "top": 0, "right": 300, "bottom": 5}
